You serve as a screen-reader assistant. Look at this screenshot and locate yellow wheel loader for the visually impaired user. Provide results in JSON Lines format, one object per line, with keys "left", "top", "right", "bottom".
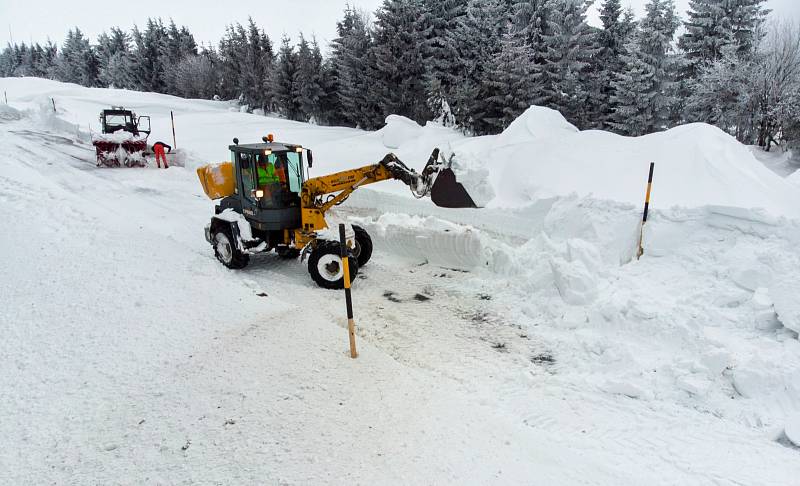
{"left": 197, "top": 135, "right": 476, "bottom": 289}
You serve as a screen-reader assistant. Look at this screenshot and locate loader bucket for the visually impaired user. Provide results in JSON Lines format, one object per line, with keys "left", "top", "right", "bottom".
{"left": 430, "top": 168, "right": 478, "bottom": 208}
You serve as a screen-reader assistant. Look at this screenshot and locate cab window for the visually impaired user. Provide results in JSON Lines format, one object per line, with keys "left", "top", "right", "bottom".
{"left": 285, "top": 152, "right": 303, "bottom": 193}
{"left": 239, "top": 153, "right": 256, "bottom": 202}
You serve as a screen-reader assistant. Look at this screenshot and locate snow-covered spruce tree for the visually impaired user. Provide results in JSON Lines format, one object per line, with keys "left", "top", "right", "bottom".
{"left": 680, "top": 0, "right": 769, "bottom": 126}
{"left": 592, "top": 1, "right": 637, "bottom": 129}
{"left": 481, "top": 30, "right": 542, "bottom": 133}
{"left": 161, "top": 20, "right": 198, "bottom": 96}
{"left": 610, "top": 0, "right": 680, "bottom": 136}
{"left": 129, "top": 19, "right": 168, "bottom": 93}
{"left": 679, "top": 0, "right": 769, "bottom": 74}
{"left": 175, "top": 48, "right": 221, "bottom": 100}
{"left": 475, "top": 0, "right": 552, "bottom": 133}
{"left": 241, "top": 19, "right": 274, "bottom": 112}
{"left": 422, "top": 0, "right": 469, "bottom": 125}
{"left": 217, "top": 24, "right": 247, "bottom": 102}
{"left": 330, "top": 6, "right": 378, "bottom": 128}
{"left": 0, "top": 43, "right": 50, "bottom": 77}
{"left": 447, "top": 0, "right": 509, "bottom": 134}
{"left": 369, "top": 0, "right": 433, "bottom": 125}
{"left": 540, "top": 0, "right": 597, "bottom": 128}
{"left": 684, "top": 45, "right": 756, "bottom": 138}
{"left": 96, "top": 27, "right": 132, "bottom": 88}
{"left": 317, "top": 56, "right": 343, "bottom": 125}
{"left": 293, "top": 35, "right": 325, "bottom": 123}
{"left": 55, "top": 28, "right": 99, "bottom": 87}
{"left": 272, "top": 36, "right": 301, "bottom": 121}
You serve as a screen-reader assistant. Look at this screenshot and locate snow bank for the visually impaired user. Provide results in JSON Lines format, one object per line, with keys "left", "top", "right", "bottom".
{"left": 451, "top": 106, "right": 800, "bottom": 218}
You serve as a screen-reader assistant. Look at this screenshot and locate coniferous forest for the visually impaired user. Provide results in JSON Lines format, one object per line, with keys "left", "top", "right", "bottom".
{"left": 1, "top": 0, "right": 798, "bottom": 152}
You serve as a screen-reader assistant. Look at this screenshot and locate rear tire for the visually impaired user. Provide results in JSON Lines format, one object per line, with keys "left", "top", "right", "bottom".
{"left": 352, "top": 225, "right": 373, "bottom": 267}
{"left": 212, "top": 227, "right": 249, "bottom": 269}
{"left": 308, "top": 241, "right": 358, "bottom": 289}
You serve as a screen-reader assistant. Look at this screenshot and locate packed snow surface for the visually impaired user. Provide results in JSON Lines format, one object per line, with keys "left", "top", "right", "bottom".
{"left": 2, "top": 77, "right": 800, "bottom": 485}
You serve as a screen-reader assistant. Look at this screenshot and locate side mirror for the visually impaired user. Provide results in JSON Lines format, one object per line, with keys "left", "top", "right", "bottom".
{"left": 233, "top": 137, "right": 239, "bottom": 145}
{"left": 307, "top": 149, "right": 313, "bottom": 168}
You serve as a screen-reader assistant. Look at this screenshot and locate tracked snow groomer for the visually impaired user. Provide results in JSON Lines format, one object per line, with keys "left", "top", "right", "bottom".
{"left": 197, "top": 135, "right": 477, "bottom": 288}
{"left": 92, "top": 107, "right": 151, "bottom": 167}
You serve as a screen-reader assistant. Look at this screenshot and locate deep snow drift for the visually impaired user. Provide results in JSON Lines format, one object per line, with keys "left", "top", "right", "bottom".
{"left": 2, "top": 77, "right": 800, "bottom": 485}
{"left": 448, "top": 106, "right": 800, "bottom": 216}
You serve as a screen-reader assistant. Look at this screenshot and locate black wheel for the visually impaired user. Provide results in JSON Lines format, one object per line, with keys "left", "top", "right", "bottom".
{"left": 212, "top": 227, "right": 249, "bottom": 269}
{"left": 276, "top": 246, "right": 301, "bottom": 259}
{"left": 352, "top": 225, "right": 373, "bottom": 267}
{"left": 307, "top": 241, "right": 358, "bottom": 289}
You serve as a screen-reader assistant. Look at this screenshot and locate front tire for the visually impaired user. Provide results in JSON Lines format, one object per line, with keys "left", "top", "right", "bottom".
{"left": 308, "top": 241, "right": 358, "bottom": 289}
{"left": 352, "top": 225, "right": 373, "bottom": 267}
{"left": 212, "top": 227, "right": 249, "bottom": 269}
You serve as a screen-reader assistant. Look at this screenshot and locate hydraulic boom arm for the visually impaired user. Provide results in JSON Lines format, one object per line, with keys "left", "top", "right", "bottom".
{"left": 296, "top": 149, "right": 476, "bottom": 243}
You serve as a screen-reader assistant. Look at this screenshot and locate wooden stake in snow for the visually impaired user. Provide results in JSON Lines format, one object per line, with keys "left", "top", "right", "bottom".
{"left": 51, "top": 98, "right": 56, "bottom": 113}
{"left": 637, "top": 162, "right": 655, "bottom": 260}
{"left": 170, "top": 110, "right": 177, "bottom": 149}
{"left": 339, "top": 223, "right": 358, "bottom": 359}
{"left": 3, "top": 91, "right": 7, "bottom": 104}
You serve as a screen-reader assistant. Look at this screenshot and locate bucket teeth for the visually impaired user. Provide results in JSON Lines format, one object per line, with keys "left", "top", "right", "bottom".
{"left": 431, "top": 168, "right": 478, "bottom": 209}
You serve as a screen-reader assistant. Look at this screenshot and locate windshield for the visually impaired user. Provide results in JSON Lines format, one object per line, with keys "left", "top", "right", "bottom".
{"left": 104, "top": 113, "right": 134, "bottom": 132}
{"left": 259, "top": 151, "right": 302, "bottom": 193}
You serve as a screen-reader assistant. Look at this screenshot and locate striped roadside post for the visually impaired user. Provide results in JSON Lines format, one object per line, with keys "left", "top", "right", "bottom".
{"left": 637, "top": 162, "right": 655, "bottom": 260}
{"left": 339, "top": 223, "right": 358, "bottom": 358}
{"left": 170, "top": 110, "right": 177, "bottom": 149}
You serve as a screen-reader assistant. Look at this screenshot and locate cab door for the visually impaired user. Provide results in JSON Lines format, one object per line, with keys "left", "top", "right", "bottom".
{"left": 237, "top": 152, "right": 259, "bottom": 215}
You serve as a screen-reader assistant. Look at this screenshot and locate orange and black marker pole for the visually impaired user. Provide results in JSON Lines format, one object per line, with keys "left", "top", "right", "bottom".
{"left": 637, "top": 162, "right": 655, "bottom": 260}
{"left": 170, "top": 110, "right": 177, "bottom": 149}
{"left": 339, "top": 223, "right": 358, "bottom": 358}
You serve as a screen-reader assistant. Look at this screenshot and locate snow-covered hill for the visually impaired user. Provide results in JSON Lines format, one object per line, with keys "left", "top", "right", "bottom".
{"left": 2, "top": 78, "right": 800, "bottom": 485}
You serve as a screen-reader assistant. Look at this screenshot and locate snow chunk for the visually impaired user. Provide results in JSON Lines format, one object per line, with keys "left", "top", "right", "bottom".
{"left": 732, "top": 266, "right": 773, "bottom": 292}
{"left": 676, "top": 373, "right": 712, "bottom": 396}
{"left": 549, "top": 257, "right": 598, "bottom": 305}
{"left": 700, "top": 349, "right": 731, "bottom": 376}
{"left": 786, "top": 413, "right": 800, "bottom": 447}
{"left": 771, "top": 274, "right": 800, "bottom": 335}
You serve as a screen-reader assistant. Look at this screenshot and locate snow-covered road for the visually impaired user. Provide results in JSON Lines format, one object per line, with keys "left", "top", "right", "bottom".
{"left": 2, "top": 78, "right": 800, "bottom": 485}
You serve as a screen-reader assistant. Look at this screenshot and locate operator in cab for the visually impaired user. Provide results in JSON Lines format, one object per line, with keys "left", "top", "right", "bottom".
{"left": 256, "top": 155, "right": 288, "bottom": 205}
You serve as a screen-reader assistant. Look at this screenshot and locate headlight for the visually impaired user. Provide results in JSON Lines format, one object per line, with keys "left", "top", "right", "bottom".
{"left": 255, "top": 190, "right": 264, "bottom": 198}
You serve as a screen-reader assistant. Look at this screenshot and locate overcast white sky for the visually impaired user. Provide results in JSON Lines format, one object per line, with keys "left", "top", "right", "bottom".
{"left": 2, "top": 0, "right": 799, "bottom": 49}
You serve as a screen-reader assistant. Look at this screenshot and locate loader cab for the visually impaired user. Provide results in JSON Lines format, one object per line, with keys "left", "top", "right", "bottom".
{"left": 224, "top": 139, "right": 307, "bottom": 231}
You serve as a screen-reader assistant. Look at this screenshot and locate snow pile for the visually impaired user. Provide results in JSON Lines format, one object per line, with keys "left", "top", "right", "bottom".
{"left": 378, "top": 115, "right": 423, "bottom": 149}
{"left": 497, "top": 105, "right": 579, "bottom": 143}
{"left": 451, "top": 106, "right": 800, "bottom": 218}
{"left": 91, "top": 129, "right": 147, "bottom": 143}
